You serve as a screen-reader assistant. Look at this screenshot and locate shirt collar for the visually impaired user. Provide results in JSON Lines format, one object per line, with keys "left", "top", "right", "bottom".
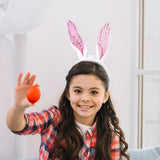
{"left": 86, "top": 121, "right": 97, "bottom": 137}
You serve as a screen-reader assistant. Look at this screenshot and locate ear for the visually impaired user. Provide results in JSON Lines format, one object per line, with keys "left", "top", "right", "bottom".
{"left": 67, "top": 20, "right": 86, "bottom": 59}
{"left": 96, "top": 23, "right": 110, "bottom": 60}
{"left": 103, "top": 91, "right": 110, "bottom": 103}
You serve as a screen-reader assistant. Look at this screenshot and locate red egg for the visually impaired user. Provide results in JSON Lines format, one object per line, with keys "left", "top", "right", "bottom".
{"left": 27, "top": 84, "right": 41, "bottom": 104}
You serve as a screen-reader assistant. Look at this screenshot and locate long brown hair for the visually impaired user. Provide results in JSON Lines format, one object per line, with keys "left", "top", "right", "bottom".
{"left": 52, "top": 61, "right": 129, "bottom": 160}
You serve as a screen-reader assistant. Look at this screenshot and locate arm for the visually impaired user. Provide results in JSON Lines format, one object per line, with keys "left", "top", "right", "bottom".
{"left": 6, "top": 72, "right": 36, "bottom": 132}
{"left": 15, "top": 106, "right": 61, "bottom": 135}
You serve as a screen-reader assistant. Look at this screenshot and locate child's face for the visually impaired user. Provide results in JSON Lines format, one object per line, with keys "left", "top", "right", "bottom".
{"left": 67, "top": 74, "right": 109, "bottom": 126}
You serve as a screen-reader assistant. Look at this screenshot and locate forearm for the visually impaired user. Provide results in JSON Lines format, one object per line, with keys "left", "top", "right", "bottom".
{"left": 6, "top": 104, "right": 27, "bottom": 132}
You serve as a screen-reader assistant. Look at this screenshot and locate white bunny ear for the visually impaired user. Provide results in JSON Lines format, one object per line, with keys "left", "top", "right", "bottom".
{"left": 67, "top": 20, "right": 87, "bottom": 59}
{"left": 96, "top": 23, "right": 110, "bottom": 60}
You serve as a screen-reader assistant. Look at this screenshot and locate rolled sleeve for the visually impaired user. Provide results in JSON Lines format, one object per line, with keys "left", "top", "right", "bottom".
{"left": 12, "top": 106, "right": 60, "bottom": 135}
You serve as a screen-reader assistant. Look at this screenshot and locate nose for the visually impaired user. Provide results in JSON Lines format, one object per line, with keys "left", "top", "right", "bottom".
{"left": 81, "top": 92, "right": 90, "bottom": 102}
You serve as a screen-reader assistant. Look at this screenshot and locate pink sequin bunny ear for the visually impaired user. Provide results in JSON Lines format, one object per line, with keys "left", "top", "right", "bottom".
{"left": 67, "top": 20, "right": 87, "bottom": 59}
{"left": 96, "top": 23, "right": 110, "bottom": 60}
{"left": 67, "top": 20, "right": 110, "bottom": 61}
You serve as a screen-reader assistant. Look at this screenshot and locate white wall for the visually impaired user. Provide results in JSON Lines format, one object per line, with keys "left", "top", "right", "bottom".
{"left": 0, "top": 0, "right": 139, "bottom": 159}
{"left": 0, "top": 35, "right": 15, "bottom": 159}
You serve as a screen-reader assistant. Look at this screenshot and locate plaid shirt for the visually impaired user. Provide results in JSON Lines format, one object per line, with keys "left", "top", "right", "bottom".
{"left": 13, "top": 106, "right": 123, "bottom": 160}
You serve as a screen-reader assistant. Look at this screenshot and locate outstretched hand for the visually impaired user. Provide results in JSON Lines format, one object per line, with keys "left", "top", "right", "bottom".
{"left": 13, "top": 72, "right": 36, "bottom": 109}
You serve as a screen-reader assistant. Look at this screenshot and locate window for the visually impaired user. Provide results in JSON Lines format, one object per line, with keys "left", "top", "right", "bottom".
{"left": 138, "top": 0, "right": 160, "bottom": 148}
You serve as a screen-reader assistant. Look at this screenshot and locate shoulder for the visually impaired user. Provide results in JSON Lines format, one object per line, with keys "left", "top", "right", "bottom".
{"left": 25, "top": 105, "right": 61, "bottom": 124}
{"left": 46, "top": 105, "right": 60, "bottom": 113}
{"left": 40, "top": 105, "right": 61, "bottom": 120}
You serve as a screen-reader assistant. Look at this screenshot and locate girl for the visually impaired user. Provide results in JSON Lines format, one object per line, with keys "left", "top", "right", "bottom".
{"left": 7, "top": 21, "right": 129, "bottom": 160}
{"left": 6, "top": 61, "right": 129, "bottom": 160}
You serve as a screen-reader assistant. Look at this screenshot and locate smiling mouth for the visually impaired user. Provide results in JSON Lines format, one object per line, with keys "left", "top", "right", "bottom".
{"left": 78, "top": 105, "right": 93, "bottom": 109}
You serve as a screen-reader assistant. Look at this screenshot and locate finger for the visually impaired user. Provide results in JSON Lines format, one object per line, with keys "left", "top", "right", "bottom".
{"left": 22, "top": 72, "right": 31, "bottom": 85}
{"left": 28, "top": 74, "right": 36, "bottom": 86}
{"left": 16, "top": 73, "right": 23, "bottom": 86}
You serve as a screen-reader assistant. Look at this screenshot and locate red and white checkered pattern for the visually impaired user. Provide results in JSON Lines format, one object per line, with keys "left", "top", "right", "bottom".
{"left": 13, "top": 106, "right": 123, "bottom": 160}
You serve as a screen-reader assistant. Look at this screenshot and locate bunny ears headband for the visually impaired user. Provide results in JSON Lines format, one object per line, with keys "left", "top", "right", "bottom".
{"left": 67, "top": 20, "right": 110, "bottom": 62}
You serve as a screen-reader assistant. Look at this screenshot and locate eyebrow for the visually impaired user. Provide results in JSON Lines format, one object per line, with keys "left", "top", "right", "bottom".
{"left": 73, "top": 86, "right": 100, "bottom": 90}
{"left": 73, "top": 86, "right": 81, "bottom": 89}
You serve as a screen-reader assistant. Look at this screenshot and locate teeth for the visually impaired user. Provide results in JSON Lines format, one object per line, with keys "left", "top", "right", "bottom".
{"left": 79, "top": 105, "right": 90, "bottom": 109}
